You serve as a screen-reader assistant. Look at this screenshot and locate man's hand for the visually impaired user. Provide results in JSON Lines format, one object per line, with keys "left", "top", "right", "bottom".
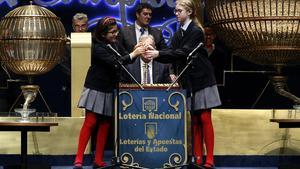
{"left": 144, "top": 45, "right": 159, "bottom": 60}
{"left": 169, "top": 74, "right": 177, "bottom": 82}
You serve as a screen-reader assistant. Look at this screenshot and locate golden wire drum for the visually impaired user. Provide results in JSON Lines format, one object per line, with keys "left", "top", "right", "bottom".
{"left": 206, "top": 0, "right": 300, "bottom": 68}
{"left": 0, "top": 3, "right": 66, "bottom": 75}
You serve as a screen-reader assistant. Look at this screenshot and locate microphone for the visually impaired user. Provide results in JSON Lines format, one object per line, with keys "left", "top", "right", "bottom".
{"left": 187, "top": 42, "right": 204, "bottom": 60}
{"left": 107, "top": 44, "right": 121, "bottom": 57}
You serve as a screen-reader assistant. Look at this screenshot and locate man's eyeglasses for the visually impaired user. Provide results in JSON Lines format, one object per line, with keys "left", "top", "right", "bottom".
{"left": 173, "top": 9, "right": 183, "bottom": 14}
{"left": 74, "top": 24, "right": 87, "bottom": 28}
{"left": 108, "top": 30, "right": 119, "bottom": 35}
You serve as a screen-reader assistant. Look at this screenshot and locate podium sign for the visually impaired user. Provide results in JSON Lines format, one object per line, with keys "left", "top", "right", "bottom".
{"left": 116, "top": 86, "right": 187, "bottom": 168}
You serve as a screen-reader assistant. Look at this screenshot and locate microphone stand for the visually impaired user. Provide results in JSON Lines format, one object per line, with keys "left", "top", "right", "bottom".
{"left": 166, "top": 53, "right": 198, "bottom": 92}
{"left": 100, "top": 45, "right": 146, "bottom": 169}
{"left": 166, "top": 58, "right": 192, "bottom": 92}
{"left": 107, "top": 44, "right": 144, "bottom": 90}
{"left": 120, "top": 64, "right": 144, "bottom": 90}
{"left": 167, "top": 43, "right": 204, "bottom": 92}
{"left": 167, "top": 53, "right": 205, "bottom": 169}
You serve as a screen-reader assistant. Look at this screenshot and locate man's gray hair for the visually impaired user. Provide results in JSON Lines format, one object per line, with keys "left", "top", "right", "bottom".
{"left": 72, "top": 13, "right": 88, "bottom": 22}
{"left": 139, "top": 34, "right": 155, "bottom": 43}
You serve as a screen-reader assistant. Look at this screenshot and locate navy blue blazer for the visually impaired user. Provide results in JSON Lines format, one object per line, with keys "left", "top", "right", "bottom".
{"left": 84, "top": 40, "right": 133, "bottom": 92}
{"left": 118, "top": 24, "right": 173, "bottom": 83}
{"left": 156, "top": 22, "right": 217, "bottom": 92}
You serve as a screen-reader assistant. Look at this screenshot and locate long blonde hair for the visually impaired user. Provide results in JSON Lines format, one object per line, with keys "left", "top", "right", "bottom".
{"left": 176, "top": 0, "right": 204, "bottom": 31}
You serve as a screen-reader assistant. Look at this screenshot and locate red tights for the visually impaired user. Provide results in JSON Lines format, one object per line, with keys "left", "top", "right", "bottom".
{"left": 192, "top": 109, "right": 214, "bottom": 166}
{"left": 74, "top": 111, "right": 110, "bottom": 166}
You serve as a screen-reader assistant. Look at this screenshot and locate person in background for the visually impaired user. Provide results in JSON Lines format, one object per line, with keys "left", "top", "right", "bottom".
{"left": 73, "top": 16, "right": 145, "bottom": 169}
{"left": 118, "top": 2, "right": 176, "bottom": 82}
{"left": 145, "top": 0, "right": 221, "bottom": 168}
{"left": 72, "top": 13, "right": 89, "bottom": 32}
{"left": 204, "top": 26, "right": 216, "bottom": 56}
{"left": 61, "top": 13, "right": 89, "bottom": 75}
{"left": 205, "top": 26, "right": 228, "bottom": 85}
{"left": 57, "top": 13, "right": 89, "bottom": 80}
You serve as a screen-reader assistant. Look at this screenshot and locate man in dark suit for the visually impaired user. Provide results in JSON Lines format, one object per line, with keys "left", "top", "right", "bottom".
{"left": 122, "top": 35, "right": 171, "bottom": 84}
{"left": 118, "top": 3, "right": 167, "bottom": 52}
{"left": 118, "top": 2, "right": 175, "bottom": 83}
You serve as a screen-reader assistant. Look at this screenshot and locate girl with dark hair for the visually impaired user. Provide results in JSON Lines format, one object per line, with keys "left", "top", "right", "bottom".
{"left": 145, "top": 0, "right": 221, "bottom": 168}
{"left": 73, "top": 16, "right": 144, "bottom": 169}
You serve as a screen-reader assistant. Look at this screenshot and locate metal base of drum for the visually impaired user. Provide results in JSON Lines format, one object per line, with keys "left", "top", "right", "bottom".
{"left": 9, "top": 85, "right": 52, "bottom": 118}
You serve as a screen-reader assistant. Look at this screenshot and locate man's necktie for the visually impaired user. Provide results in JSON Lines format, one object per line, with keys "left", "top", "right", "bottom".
{"left": 140, "top": 27, "right": 145, "bottom": 36}
{"left": 143, "top": 63, "right": 150, "bottom": 84}
{"left": 181, "top": 28, "right": 185, "bottom": 37}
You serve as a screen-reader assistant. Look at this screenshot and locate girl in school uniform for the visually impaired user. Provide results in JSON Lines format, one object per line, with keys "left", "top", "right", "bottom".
{"left": 146, "top": 0, "right": 221, "bottom": 168}
{"left": 73, "top": 17, "right": 144, "bottom": 169}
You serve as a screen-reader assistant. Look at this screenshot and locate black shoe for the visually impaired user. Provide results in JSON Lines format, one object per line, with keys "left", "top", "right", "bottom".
{"left": 189, "top": 163, "right": 205, "bottom": 169}
{"left": 73, "top": 162, "right": 83, "bottom": 169}
{"left": 93, "top": 162, "right": 107, "bottom": 169}
{"left": 93, "top": 166, "right": 99, "bottom": 169}
{"left": 202, "top": 163, "right": 215, "bottom": 169}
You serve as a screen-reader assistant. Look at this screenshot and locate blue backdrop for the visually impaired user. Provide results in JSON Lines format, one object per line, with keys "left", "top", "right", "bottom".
{"left": 0, "top": 0, "right": 179, "bottom": 42}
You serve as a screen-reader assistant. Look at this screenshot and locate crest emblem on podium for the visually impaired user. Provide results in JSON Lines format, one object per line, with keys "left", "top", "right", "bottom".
{"left": 145, "top": 122, "right": 157, "bottom": 139}
{"left": 142, "top": 97, "right": 157, "bottom": 112}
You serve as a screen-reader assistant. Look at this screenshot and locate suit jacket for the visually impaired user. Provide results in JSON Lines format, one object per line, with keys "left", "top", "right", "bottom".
{"left": 121, "top": 59, "right": 171, "bottom": 84}
{"left": 118, "top": 24, "right": 172, "bottom": 83}
{"left": 118, "top": 25, "right": 167, "bottom": 52}
{"left": 156, "top": 22, "right": 217, "bottom": 92}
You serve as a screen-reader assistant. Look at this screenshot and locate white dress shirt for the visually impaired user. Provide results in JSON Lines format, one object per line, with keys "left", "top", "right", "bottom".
{"left": 140, "top": 58, "right": 153, "bottom": 84}
{"left": 135, "top": 22, "right": 148, "bottom": 43}
{"left": 181, "top": 19, "right": 192, "bottom": 31}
